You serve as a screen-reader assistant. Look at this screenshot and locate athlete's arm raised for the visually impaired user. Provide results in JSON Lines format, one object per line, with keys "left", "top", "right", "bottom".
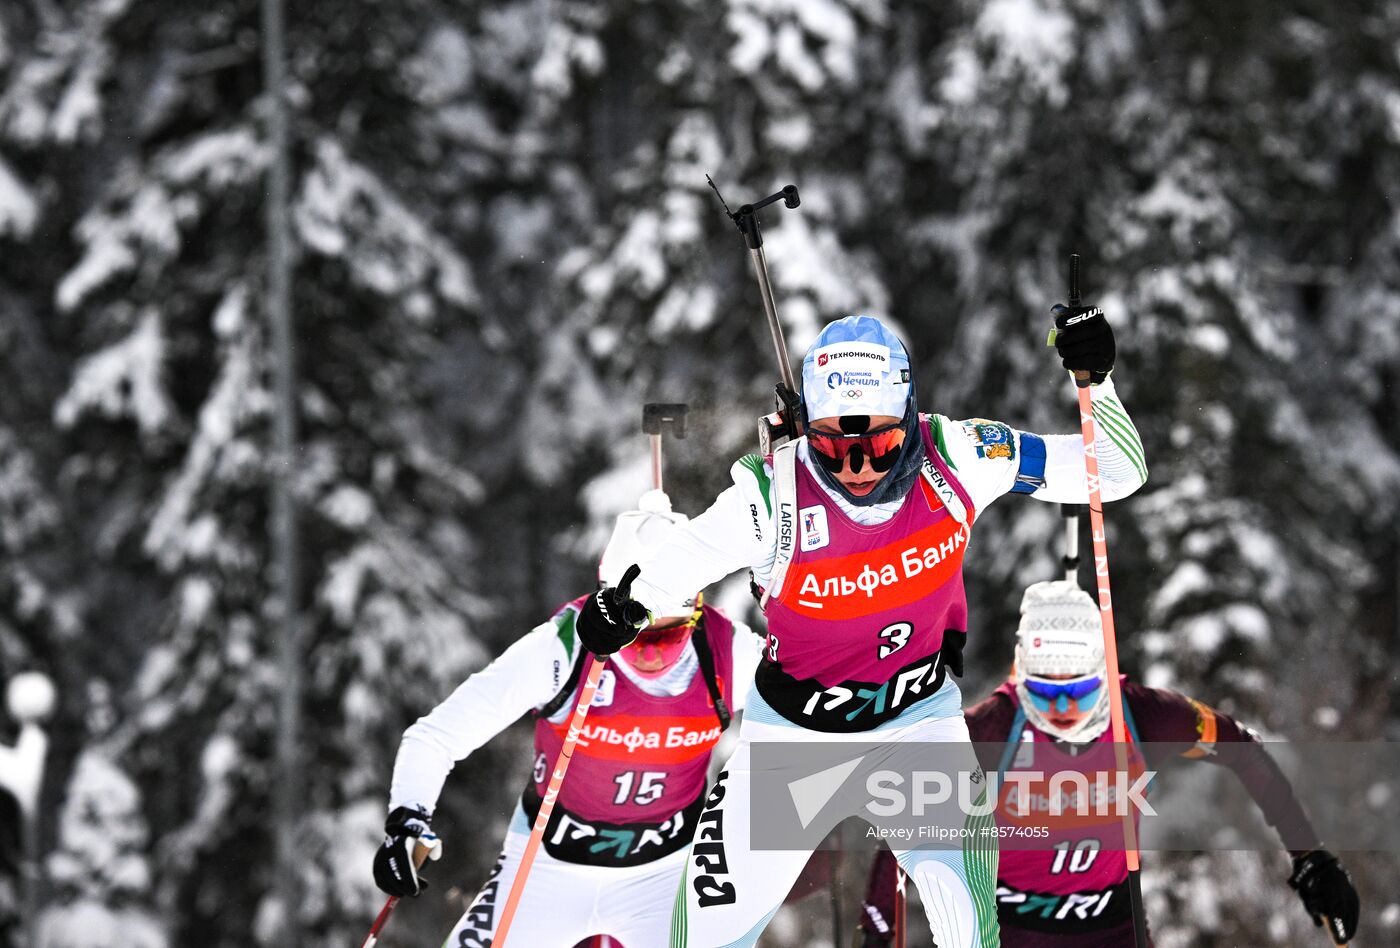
{"left": 388, "top": 617, "right": 571, "bottom": 816}
{"left": 931, "top": 375, "right": 1147, "bottom": 513}
{"left": 1036, "top": 375, "right": 1148, "bottom": 504}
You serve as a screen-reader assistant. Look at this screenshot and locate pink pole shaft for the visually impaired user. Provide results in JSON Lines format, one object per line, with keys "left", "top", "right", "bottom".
{"left": 1075, "top": 383, "right": 1143, "bottom": 871}
{"left": 359, "top": 895, "right": 398, "bottom": 948}
{"left": 494, "top": 656, "right": 608, "bottom": 946}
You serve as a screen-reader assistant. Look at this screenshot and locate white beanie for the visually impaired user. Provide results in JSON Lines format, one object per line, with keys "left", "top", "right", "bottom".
{"left": 1014, "top": 580, "right": 1105, "bottom": 678}
{"left": 1013, "top": 580, "right": 1111, "bottom": 744}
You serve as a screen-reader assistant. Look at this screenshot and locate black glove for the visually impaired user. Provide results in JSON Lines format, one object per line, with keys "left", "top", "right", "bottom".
{"left": 1051, "top": 303, "right": 1115, "bottom": 385}
{"left": 373, "top": 806, "right": 434, "bottom": 897}
{"left": 577, "top": 563, "right": 650, "bottom": 656}
{"left": 1288, "top": 849, "right": 1359, "bottom": 944}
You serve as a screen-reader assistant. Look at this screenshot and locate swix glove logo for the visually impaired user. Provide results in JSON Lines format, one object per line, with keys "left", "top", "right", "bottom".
{"left": 1063, "top": 307, "right": 1103, "bottom": 327}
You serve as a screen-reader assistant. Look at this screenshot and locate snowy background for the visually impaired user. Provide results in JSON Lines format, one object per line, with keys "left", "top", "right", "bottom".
{"left": 0, "top": 0, "right": 1398, "bottom": 945}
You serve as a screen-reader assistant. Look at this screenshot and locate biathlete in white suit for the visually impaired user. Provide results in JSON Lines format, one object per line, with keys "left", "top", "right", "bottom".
{"left": 372, "top": 490, "right": 763, "bottom": 947}
{"left": 574, "top": 307, "right": 1148, "bottom": 947}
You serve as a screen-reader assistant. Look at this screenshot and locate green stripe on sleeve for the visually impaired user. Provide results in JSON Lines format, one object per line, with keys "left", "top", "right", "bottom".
{"left": 1092, "top": 398, "right": 1148, "bottom": 481}
{"left": 1092, "top": 401, "right": 1142, "bottom": 456}
{"left": 738, "top": 453, "right": 773, "bottom": 516}
{"left": 555, "top": 607, "right": 578, "bottom": 661}
{"left": 1097, "top": 413, "right": 1147, "bottom": 477}
{"left": 931, "top": 415, "right": 958, "bottom": 470}
{"left": 1092, "top": 394, "right": 1141, "bottom": 442}
{"left": 1095, "top": 413, "right": 1148, "bottom": 483}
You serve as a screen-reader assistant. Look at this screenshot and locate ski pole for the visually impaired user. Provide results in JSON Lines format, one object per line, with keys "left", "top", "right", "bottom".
{"left": 1065, "top": 254, "right": 1150, "bottom": 948}
{"left": 706, "top": 176, "right": 804, "bottom": 450}
{"left": 497, "top": 406, "right": 683, "bottom": 945}
{"left": 359, "top": 837, "right": 441, "bottom": 948}
{"left": 1060, "top": 504, "right": 1084, "bottom": 582}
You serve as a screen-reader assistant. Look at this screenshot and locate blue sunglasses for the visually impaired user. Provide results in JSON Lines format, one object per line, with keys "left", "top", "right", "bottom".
{"left": 1024, "top": 675, "right": 1103, "bottom": 712}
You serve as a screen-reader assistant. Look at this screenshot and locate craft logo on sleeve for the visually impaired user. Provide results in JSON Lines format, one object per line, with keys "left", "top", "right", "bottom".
{"left": 591, "top": 670, "right": 616, "bottom": 707}
{"left": 799, "top": 505, "right": 830, "bottom": 552}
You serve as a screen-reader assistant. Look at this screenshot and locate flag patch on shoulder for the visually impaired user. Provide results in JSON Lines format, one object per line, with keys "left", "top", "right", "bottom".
{"left": 961, "top": 419, "right": 1016, "bottom": 461}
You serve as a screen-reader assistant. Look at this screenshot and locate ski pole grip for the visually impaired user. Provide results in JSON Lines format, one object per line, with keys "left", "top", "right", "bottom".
{"left": 782, "top": 185, "right": 800, "bottom": 208}
{"left": 413, "top": 835, "right": 441, "bottom": 868}
{"left": 1067, "top": 254, "right": 1091, "bottom": 388}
